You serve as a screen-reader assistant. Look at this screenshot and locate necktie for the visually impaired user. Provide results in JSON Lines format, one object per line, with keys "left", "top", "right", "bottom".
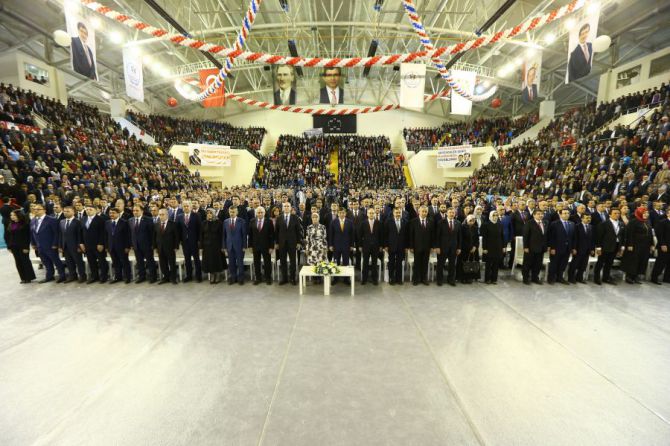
{"left": 83, "top": 41, "right": 92, "bottom": 67}
{"left": 539, "top": 221, "right": 544, "bottom": 233}
{"left": 396, "top": 220, "right": 400, "bottom": 231}
{"left": 340, "top": 220, "right": 344, "bottom": 231}
{"left": 135, "top": 218, "right": 140, "bottom": 234}
{"left": 370, "top": 221, "right": 374, "bottom": 233}
{"left": 162, "top": 222, "right": 166, "bottom": 233}
{"left": 185, "top": 214, "right": 189, "bottom": 226}
{"left": 112, "top": 221, "right": 117, "bottom": 235}
{"left": 449, "top": 220, "right": 453, "bottom": 231}
{"left": 422, "top": 220, "right": 426, "bottom": 230}
{"left": 232, "top": 218, "right": 236, "bottom": 230}
{"left": 258, "top": 219, "right": 262, "bottom": 231}
{"left": 563, "top": 221, "right": 568, "bottom": 233}
{"left": 582, "top": 44, "right": 589, "bottom": 61}
{"left": 285, "top": 215, "right": 289, "bottom": 226}
{"left": 330, "top": 89, "right": 337, "bottom": 104}
{"left": 65, "top": 219, "right": 70, "bottom": 231}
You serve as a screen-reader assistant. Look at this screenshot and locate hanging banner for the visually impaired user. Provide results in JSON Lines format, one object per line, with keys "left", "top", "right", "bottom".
{"left": 123, "top": 47, "right": 144, "bottom": 102}
{"left": 521, "top": 52, "right": 542, "bottom": 104}
{"left": 272, "top": 65, "right": 298, "bottom": 105}
{"left": 199, "top": 69, "right": 226, "bottom": 108}
{"left": 187, "top": 144, "right": 231, "bottom": 166}
{"left": 566, "top": 3, "right": 600, "bottom": 84}
{"left": 400, "top": 63, "right": 427, "bottom": 110}
{"left": 437, "top": 144, "right": 472, "bottom": 168}
{"left": 450, "top": 70, "right": 476, "bottom": 115}
{"left": 65, "top": 12, "right": 98, "bottom": 81}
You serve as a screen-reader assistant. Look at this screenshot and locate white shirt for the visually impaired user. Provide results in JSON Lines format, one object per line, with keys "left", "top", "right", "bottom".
{"left": 328, "top": 87, "right": 339, "bottom": 104}
{"left": 280, "top": 88, "right": 291, "bottom": 104}
{"left": 35, "top": 216, "right": 44, "bottom": 232}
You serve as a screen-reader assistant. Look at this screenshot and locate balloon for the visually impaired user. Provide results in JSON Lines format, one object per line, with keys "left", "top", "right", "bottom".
{"left": 167, "top": 97, "right": 178, "bottom": 107}
{"left": 593, "top": 35, "right": 611, "bottom": 53}
{"left": 491, "top": 98, "right": 502, "bottom": 108}
{"left": 53, "top": 30, "right": 70, "bottom": 47}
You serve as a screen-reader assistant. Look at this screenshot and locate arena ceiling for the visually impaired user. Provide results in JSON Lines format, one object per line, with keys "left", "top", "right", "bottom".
{"left": 1, "top": 0, "right": 669, "bottom": 120}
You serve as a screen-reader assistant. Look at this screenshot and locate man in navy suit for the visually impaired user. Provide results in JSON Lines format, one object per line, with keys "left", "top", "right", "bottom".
{"left": 568, "top": 213, "right": 594, "bottom": 283}
{"left": 319, "top": 67, "right": 344, "bottom": 104}
{"left": 248, "top": 206, "right": 274, "bottom": 285}
{"left": 547, "top": 209, "right": 575, "bottom": 284}
{"left": 31, "top": 203, "right": 66, "bottom": 283}
{"left": 384, "top": 207, "right": 408, "bottom": 285}
{"left": 130, "top": 205, "right": 157, "bottom": 284}
{"left": 568, "top": 23, "right": 593, "bottom": 83}
{"left": 105, "top": 207, "right": 132, "bottom": 284}
{"left": 358, "top": 207, "right": 383, "bottom": 285}
{"left": 435, "top": 208, "right": 462, "bottom": 286}
{"left": 223, "top": 206, "right": 247, "bottom": 285}
{"left": 83, "top": 204, "right": 108, "bottom": 283}
{"left": 521, "top": 65, "right": 539, "bottom": 103}
{"left": 275, "top": 202, "right": 302, "bottom": 285}
{"left": 70, "top": 22, "right": 97, "bottom": 80}
{"left": 176, "top": 201, "right": 202, "bottom": 283}
{"left": 329, "top": 207, "right": 355, "bottom": 284}
{"left": 59, "top": 206, "right": 86, "bottom": 283}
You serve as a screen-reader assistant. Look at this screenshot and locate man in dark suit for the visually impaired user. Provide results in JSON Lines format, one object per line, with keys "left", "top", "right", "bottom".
{"left": 249, "top": 206, "right": 274, "bottom": 285}
{"left": 650, "top": 208, "right": 670, "bottom": 284}
{"left": 319, "top": 67, "right": 344, "bottom": 104}
{"left": 273, "top": 65, "right": 297, "bottom": 105}
{"left": 130, "top": 205, "right": 157, "bottom": 284}
{"left": 154, "top": 208, "right": 179, "bottom": 284}
{"left": 30, "top": 203, "right": 66, "bottom": 283}
{"left": 83, "top": 204, "right": 108, "bottom": 283}
{"left": 358, "top": 207, "right": 383, "bottom": 285}
{"left": 568, "top": 213, "right": 594, "bottom": 283}
{"left": 567, "top": 23, "right": 593, "bottom": 83}
{"left": 188, "top": 148, "right": 202, "bottom": 165}
{"left": 275, "top": 202, "right": 302, "bottom": 285}
{"left": 59, "top": 206, "right": 86, "bottom": 283}
{"left": 384, "top": 207, "right": 408, "bottom": 285}
{"left": 522, "top": 209, "right": 547, "bottom": 285}
{"left": 435, "top": 208, "right": 462, "bottom": 286}
{"left": 321, "top": 202, "right": 339, "bottom": 261}
{"left": 71, "top": 22, "right": 97, "bottom": 80}
{"left": 547, "top": 209, "right": 575, "bottom": 284}
{"left": 105, "top": 208, "right": 132, "bottom": 284}
{"left": 176, "top": 201, "right": 202, "bottom": 283}
{"left": 521, "top": 65, "right": 539, "bottom": 103}
{"left": 329, "top": 208, "right": 355, "bottom": 284}
{"left": 593, "top": 208, "right": 623, "bottom": 285}
{"left": 409, "top": 206, "right": 433, "bottom": 286}
{"left": 349, "top": 200, "right": 365, "bottom": 270}
{"left": 590, "top": 203, "right": 608, "bottom": 227}
{"left": 223, "top": 206, "right": 247, "bottom": 285}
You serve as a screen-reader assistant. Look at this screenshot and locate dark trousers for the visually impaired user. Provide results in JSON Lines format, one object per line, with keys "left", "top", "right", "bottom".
{"left": 436, "top": 248, "right": 457, "bottom": 284}
{"left": 522, "top": 251, "right": 544, "bottom": 281}
{"left": 485, "top": 260, "right": 499, "bottom": 282}
{"left": 38, "top": 246, "right": 65, "bottom": 280}
{"left": 159, "top": 248, "right": 177, "bottom": 281}
{"left": 593, "top": 251, "right": 615, "bottom": 282}
{"left": 110, "top": 247, "right": 131, "bottom": 281}
{"left": 134, "top": 246, "right": 157, "bottom": 280}
{"left": 253, "top": 249, "right": 272, "bottom": 281}
{"left": 10, "top": 247, "right": 35, "bottom": 282}
{"left": 332, "top": 249, "right": 350, "bottom": 266}
{"left": 278, "top": 246, "right": 297, "bottom": 282}
{"left": 387, "top": 250, "right": 404, "bottom": 283}
{"left": 182, "top": 245, "right": 202, "bottom": 280}
{"left": 86, "top": 246, "right": 108, "bottom": 281}
{"left": 64, "top": 246, "right": 86, "bottom": 279}
{"left": 651, "top": 250, "right": 670, "bottom": 281}
{"left": 361, "top": 248, "right": 379, "bottom": 282}
{"left": 412, "top": 250, "right": 430, "bottom": 283}
{"left": 568, "top": 252, "right": 589, "bottom": 281}
{"left": 228, "top": 247, "right": 244, "bottom": 281}
{"left": 353, "top": 248, "right": 361, "bottom": 270}
{"left": 548, "top": 251, "right": 569, "bottom": 282}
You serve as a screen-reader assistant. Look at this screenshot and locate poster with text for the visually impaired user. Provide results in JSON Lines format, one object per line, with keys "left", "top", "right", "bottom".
{"left": 437, "top": 145, "right": 473, "bottom": 168}
{"left": 188, "top": 144, "right": 231, "bottom": 167}
{"left": 565, "top": 3, "right": 600, "bottom": 84}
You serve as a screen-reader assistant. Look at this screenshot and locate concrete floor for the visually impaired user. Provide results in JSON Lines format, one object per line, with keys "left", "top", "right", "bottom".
{"left": 1, "top": 250, "right": 669, "bottom": 446}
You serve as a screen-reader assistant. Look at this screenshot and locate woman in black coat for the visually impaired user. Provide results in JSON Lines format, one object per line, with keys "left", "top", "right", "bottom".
{"left": 457, "top": 215, "right": 480, "bottom": 284}
{"left": 621, "top": 207, "right": 654, "bottom": 284}
{"left": 200, "top": 209, "right": 226, "bottom": 284}
{"left": 6, "top": 209, "right": 35, "bottom": 284}
{"left": 481, "top": 210, "right": 505, "bottom": 284}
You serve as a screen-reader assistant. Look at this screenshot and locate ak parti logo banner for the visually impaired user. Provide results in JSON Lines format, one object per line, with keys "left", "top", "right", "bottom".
{"left": 199, "top": 69, "right": 225, "bottom": 108}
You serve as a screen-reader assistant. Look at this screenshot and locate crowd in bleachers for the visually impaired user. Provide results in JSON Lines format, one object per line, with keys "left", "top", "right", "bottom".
{"left": 126, "top": 111, "right": 266, "bottom": 152}
{"left": 403, "top": 114, "right": 538, "bottom": 151}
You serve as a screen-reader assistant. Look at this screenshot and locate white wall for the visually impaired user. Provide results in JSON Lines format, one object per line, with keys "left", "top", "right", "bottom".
{"left": 222, "top": 107, "right": 448, "bottom": 151}
{"left": 597, "top": 46, "right": 670, "bottom": 104}
{"left": 169, "top": 145, "right": 257, "bottom": 187}
{"left": 0, "top": 50, "right": 69, "bottom": 104}
{"left": 113, "top": 117, "right": 156, "bottom": 145}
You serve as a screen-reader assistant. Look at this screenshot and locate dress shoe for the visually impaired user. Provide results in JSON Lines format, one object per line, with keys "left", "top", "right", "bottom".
{"left": 547, "top": 280, "right": 555, "bottom": 285}
{"left": 253, "top": 280, "right": 260, "bottom": 285}
{"left": 78, "top": 277, "right": 87, "bottom": 283}
{"left": 578, "top": 280, "right": 587, "bottom": 284}
{"left": 158, "top": 279, "right": 169, "bottom": 285}
{"left": 388, "top": 280, "right": 396, "bottom": 286}
{"left": 56, "top": 277, "right": 66, "bottom": 283}
{"left": 568, "top": 279, "right": 577, "bottom": 284}
{"left": 491, "top": 281, "right": 498, "bottom": 285}
{"left": 361, "top": 280, "right": 367, "bottom": 285}
{"left": 135, "top": 278, "right": 146, "bottom": 284}
{"left": 485, "top": 280, "right": 491, "bottom": 284}
{"left": 594, "top": 279, "right": 602, "bottom": 285}
{"left": 532, "top": 279, "right": 542, "bottom": 285}
{"left": 279, "top": 280, "right": 288, "bottom": 285}
{"left": 557, "top": 279, "right": 569, "bottom": 285}
{"left": 183, "top": 277, "right": 192, "bottom": 283}
{"left": 372, "top": 280, "right": 379, "bottom": 286}
{"left": 125, "top": 279, "right": 132, "bottom": 284}
{"left": 196, "top": 278, "right": 202, "bottom": 283}
{"left": 290, "top": 279, "right": 297, "bottom": 285}
{"left": 523, "top": 279, "right": 531, "bottom": 285}
{"left": 412, "top": 281, "right": 419, "bottom": 286}
{"left": 64, "top": 277, "right": 76, "bottom": 284}
{"left": 625, "top": 278, "right": 635, "bottom": 284}
{"left": 423, "top": 280, "right": 431, "bottom": 286}
{"left": 436, "top": 281, "right": 443, "bottom": 286}
{"left": 86, "top": 278, "right": 98, "bottom": 284}
{"left": 228, "top": 280, "right": 235, "bottom": 285}
{"left": 266, "top": 280, "right": 273, "bottom": 285}
{"left": 238, "top": 280, "right": 245, "bottom": 285}
{"left": 634, "top": 279, "right": 642, "bottom": 284}
{"left": 109, "top": 279, "right": 121, "bottom": 284}
{"left": 604, "top": 279, "right": 617, "bottom": 285}
{"left": 172, "top": 280, "right": 178, "bottom": 285}
{"left": 651, "top": 279, "right": 662, "bottom": 285}
{"left": 149, "top": 278, "right": 157, "bottom": 284}
{"left": 99, "top": 279, "right": 107, "bottom": 284}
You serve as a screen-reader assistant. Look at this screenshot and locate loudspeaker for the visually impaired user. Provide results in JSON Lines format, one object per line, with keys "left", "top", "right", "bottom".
{"left": 287, "top": 40, "right": 303, "bottom": 77}
{"left": 362, "top": 39, "right": 378, "bottom": 78}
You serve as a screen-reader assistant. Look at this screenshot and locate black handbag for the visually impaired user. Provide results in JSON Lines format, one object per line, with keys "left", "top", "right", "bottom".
{"left": 462, "top": 255, "right": 480, "bottom": 276}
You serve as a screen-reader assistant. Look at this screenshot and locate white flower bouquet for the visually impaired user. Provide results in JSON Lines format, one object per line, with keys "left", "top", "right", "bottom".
{"left": 313, "top": 261, "right": 340, "bottom": 275}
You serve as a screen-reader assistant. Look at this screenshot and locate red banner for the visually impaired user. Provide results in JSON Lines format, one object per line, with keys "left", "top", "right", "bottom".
{"left": 199, "top": 69, "right": 225, "bottom": 108}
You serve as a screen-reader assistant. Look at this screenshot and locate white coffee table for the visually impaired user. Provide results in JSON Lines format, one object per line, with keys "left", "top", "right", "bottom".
{"left": 299, "top": 265, "right": 355, "bottom": 296}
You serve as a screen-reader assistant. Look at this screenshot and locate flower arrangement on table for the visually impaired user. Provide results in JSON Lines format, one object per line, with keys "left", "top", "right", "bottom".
{"left": 313, "top": 261, "right": 340, "bottom": 275}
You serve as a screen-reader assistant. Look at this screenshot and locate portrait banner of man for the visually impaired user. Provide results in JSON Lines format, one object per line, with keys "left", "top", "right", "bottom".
{"left": 521, "top": 53, "right": 542, "bottom": 104}
{"left": 273, "top": 66, "right": 297, "bottom": 105}
{"left": 437, "top": 145, "right": 473, "bottom": 168}
{"left": 319, "top": 67, "right": 346, "bottom": 105}
{"left": 65, "top": 13, "right": 98, "bottom": 81}
{"left": 565, "top": 6, "right": 600, "bottom": 84}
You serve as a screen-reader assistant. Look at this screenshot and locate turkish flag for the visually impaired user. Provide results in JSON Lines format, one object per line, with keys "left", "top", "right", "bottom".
{"left": 199, "top": 69, "right": 225, "bottom": 108}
